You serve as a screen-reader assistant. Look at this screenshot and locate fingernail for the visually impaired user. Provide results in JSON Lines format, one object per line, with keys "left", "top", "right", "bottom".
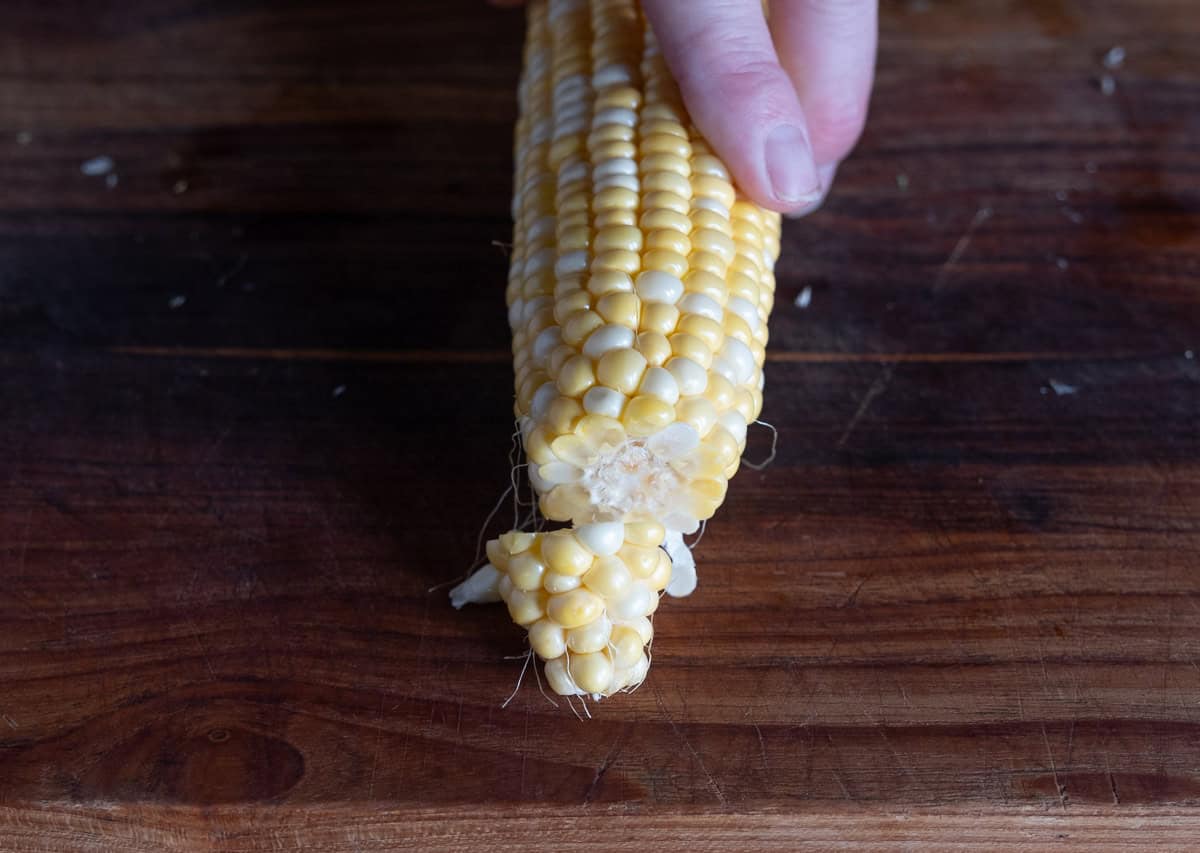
{"left": 764, "top": 124, "right": 820, "bottom": 206}
{"left": 785, "top": 162, "right": 839, "bottom": 219}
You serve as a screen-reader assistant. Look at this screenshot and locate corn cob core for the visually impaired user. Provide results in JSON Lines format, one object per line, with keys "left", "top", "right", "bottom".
{"left": 452, "top": 0, "right": 782, "bottom": 698}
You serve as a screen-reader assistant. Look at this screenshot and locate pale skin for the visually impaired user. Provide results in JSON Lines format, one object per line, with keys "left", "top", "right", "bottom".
{"left": 491, "top": 0, "right": 879, "bottom": 215}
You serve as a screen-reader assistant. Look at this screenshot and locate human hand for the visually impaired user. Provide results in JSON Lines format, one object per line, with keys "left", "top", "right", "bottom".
{"left": 492, "top": 0, "right": 878, "bottom": 215}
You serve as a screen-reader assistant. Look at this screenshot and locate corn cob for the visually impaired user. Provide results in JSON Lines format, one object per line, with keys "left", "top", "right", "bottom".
{"left": 452, "top": 0, "right": 782, "bottom": 699}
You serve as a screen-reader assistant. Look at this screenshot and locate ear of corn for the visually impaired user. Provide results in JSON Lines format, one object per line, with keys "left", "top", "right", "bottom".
{"left": 452, "top": 0, "right": 781, "bottom": 699}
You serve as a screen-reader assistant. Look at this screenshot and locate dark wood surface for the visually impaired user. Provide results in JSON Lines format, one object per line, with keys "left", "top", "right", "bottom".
{"left": 2, "top": 0, "right": 1199, "bottom": 848}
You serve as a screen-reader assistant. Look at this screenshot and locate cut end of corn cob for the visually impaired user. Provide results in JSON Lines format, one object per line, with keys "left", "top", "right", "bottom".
{"left": 452, "top": 0, "right": 782, "bottom": 700}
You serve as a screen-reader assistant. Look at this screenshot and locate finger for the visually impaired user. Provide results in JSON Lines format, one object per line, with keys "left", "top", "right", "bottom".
{"left": 785, "top": 161, "right": 837, "bottom": 218}
{"left": 770, "top": 0, "right": 877, "bottom": 167}
{"left": 643, "top": 0, "right": 823, "bottom": 212}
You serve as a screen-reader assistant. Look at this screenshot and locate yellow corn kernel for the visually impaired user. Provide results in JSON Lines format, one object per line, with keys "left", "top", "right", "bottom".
{"left": 506, "top": 587, "right": 546, "bottom": 626}
{"left": 556, "top": 354, "right": 596, "bottom": 396}
{"left": 544, "top": 396, "right": 584, "bottom": 435}
{"left": 676, "top": 397, "right": 718, "bottom": 436}
{"left": 595, "top": 291, "right": 641, "bottom": 328}
{"left": 617, "top": 543, "right": 660, "bottom": 577}
{"left": 596, "top": 348, "right": 648, "bottom": 395}
{"left": 593, "top": 225, "right": 643, "bottom": 254}
{"left": 541, "top": 529, "right": 595, "bottom": 577}
{"left": 582, "top": 555, "right": 632, "bottom": 597}
{"left": 569, "top": 650, "right": 614, "bottom": 694}
{"left": 623, "top": 395, "right": 676, "bottom": 436}
{"left": 547, "top": 587, "right": 605, "bottom": 629}
{"left": 566, "top": 617, "right": 612, "bottom": 654}
{"left": 677, "top": 314, "right": 724, "bottom": 351}
{"left": 642, "top": 249, "right": 689, "bottom": 277}
{"left": 610, "top": 626, "right": 644, "bottom": 668}
{"left": 640, "top": 302, "right": 680, "bottom": 335}
{"left": 588, "top": 269, "right": 634, "bottom": 296}
{"left": 634, "top": 331, "right": 672, "bottom": 367}
{"left": 529, "top": 619, "right": 567, "bottom": 660}
{"left": 561, "top": 309, "right": 605, "bottom": 346}
{"left": 508, "top": 552, "right": 546, "bottom": 591}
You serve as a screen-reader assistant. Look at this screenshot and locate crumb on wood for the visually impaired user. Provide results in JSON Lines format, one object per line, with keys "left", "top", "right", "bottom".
{"left": 895, "top": 173, "right": 910, "bottom": 190}
{"left": 1056, "top": 257, "right": 1070, "bottom": 270}
{"left": 1048, "top": 379, "right": 1078, "bottom": 396}
{"left": 105, "top": 173, "right": 119, "bottom": 189}
{"left": 172, "top": 179, "right": 190, "bottom": 195}
{"left": 16, "top": 131, "right": 33, "bottom": 146}
{"left": 168, "top": 295, "right": 187, "bottom": 310}
{"left": 332, "top": 385, "right": 347, "bottom": 398}
{"left": 1102, "top": 45, "right": 1126, "bottom": 70}
{"left": 794, "top": 285, "right": 813, "bottom": 309}
{"left": 1099, "top": 74, "right": 1116, "bottom": 96}
{"left": 80, "top": 155, "right": 114, "bottom": 176}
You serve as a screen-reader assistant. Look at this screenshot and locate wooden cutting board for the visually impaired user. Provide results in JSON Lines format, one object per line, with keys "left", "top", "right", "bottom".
{"left": 1, "top": 0, "right": 1198, "bottom": 848}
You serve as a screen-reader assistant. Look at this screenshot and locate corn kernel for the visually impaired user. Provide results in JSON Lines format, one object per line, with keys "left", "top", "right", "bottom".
{"left": 508, "top": 552, "right": 546, "bottom": 591}
{"left": 595, "top": 291, "right": 641, "bottom": 329}
{"left": 676, "top": 396, "right": 718, "bottom": 436}
{"left": 544, "top": 396, "right": 584, "bottom": 435}
{"left": 566, "top": 616, "right": 612, "bottom": 654}
{"left": 485, "top": 538, "right": 509, "bottom": 572}
{"left": 596, "top": 348, "right": 648, "bottom": 395}
{"left": 623, "top": 395, "right": 676, "bottom": 436}
{"left": 544, "top": 656, "right": 579, "bottom": 695}
{"left": 561, "top": 309, "right": 604, "bottom": 347}
{"left": 556, "top": 354, "right": 596, "bottom": 397}
{"left": 617, "top": 543, "right": 660, "bottom": 577}
{"left": 591, "top": 249, "right": 641, "bottom": 274}
{"left": 635, "top": 331, "right": 672, "bottom": 366}
{"left": 640, "top": 133, "right": 690, "bottom": 158}
{"left": 569, "top": 650, "right": 614, "bottom": 694}
{"left": 588, "top": 269, "right": 634, "bottom": 296}
{"left": 499, "top": 530, "right": 536, "bottom": 554}
{"left": 506, "top": 587, "right": 546, "bottom": 626}
{"left": 541, "top": 529, "right": 595, "bottom": 576}
{"left": 684, "top": 269, "right": 728, "bottom": 302}
{"left": 677, "top": 314, "right": 724, "bottom": 351}
{"left": 642, "top": 190, "right": 690, "bottom": 215}
{"left": 668, "top": 333, "right": 712, "bottom": 369}
{"left": 645, "top": 228, "right": 691, "bottom": 256}
{"left": 645, "top": 549, "right": 673, "bottom": 590}
{"left": 642, "top": 249, "right": 688, "bottom": 277}
{"left": 547, "top": 587, "right": 605, "bottom": 629}
{"left": 640, "top": 302, "right": 680, "bottom": 335}
{"left": 582, "top": 555, "right": 632, "bottom": 597}
{"left": 542, "top": 571, "right": 582, "bottom": 594}
{"left": 529, "top": 619, "right": 567, "bottom": 660}
{"left": 642, "top": 170, "right": 691, "bottom": 198}
{"left": 624, "top": 521, "right": 666, "bottom": 548}
{"left": 593, "top": 225, "right": 643, "bottom": 254}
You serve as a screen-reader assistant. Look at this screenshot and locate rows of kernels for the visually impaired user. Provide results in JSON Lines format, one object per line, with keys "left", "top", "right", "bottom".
{"left": 507, "top": 2, "right": 781, "bottom": 530}
{"left": 488, "top": 521, "right": 667, "bottom": 696}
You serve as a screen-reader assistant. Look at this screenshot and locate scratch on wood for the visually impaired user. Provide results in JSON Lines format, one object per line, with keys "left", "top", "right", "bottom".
{"left": 654, "top": 687, "right": 728, "bottom": 808}
{"left": 933, "top": 206, "right": 993, "bottom": 290}
{"left": 1041, "top": 722, "right": 1067, "bottom": 811}
{"left": 2, "top": 714, "right": 17, "bottom": 729}
{"left": 583, "top": 728, "right": 627, "bottom": 805}
{"left": 831, "top": 769, "right": 854, "bottom": 801}
{"left": 185, "top": 616, "right": 217, "bottom": 679}
{"left": 836, "top": 364, "right": 895, "bottom": 449}
{"left": 753, "top": 724, "right": 768, "bottom": 771}
{"left": 366, "top": 693, "right": 386, "bottom": 800}
{"left": 841, "top": 575, "right": 870, "bottom": 608}
{"left": 1105, "top": 754, "right": 1120, "bottom": 804}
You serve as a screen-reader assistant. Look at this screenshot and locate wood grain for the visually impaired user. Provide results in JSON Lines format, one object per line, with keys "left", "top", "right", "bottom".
{"left": 1, "top": 0, "right": 1198, "bottom": 848}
